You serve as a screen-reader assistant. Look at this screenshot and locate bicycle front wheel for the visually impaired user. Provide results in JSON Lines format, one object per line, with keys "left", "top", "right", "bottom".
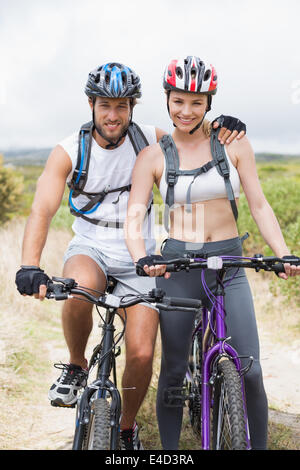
{"left": 83, "top": 398, "right": 111, "bottom": 450}
{"left": 212, "top": 359, "right": 248, "bottom": 450}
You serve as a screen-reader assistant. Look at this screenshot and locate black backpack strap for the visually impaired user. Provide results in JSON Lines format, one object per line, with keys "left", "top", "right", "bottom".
{"left": 127, "top": 122, "right": 150, "bottom": 156}
{"left": 71, "top": 211, "right": 125, "bottom": 229}
{"left": 210, "top": 128, "right": 238, "bottom": 221}
{"left": 69, "top": 121, "right": 94, "bottom": 194}
{"left": 68, "top": 121, "right": 153, "bottom": 228}
{"left": 185, "top": 160, "right": 216, "bottom": 212}
{"left": 69, "top": 184, "right": 132, "bottom": 214}
{"left": 159, "top": 134, "right": 180, "bottom": 232}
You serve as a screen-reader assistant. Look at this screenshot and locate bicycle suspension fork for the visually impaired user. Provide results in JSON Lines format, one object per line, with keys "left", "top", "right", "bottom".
{"left": 201, "top": 271, "right": 251, "bottom": 449}
{"left": 72, "top": 308, "right": 122, "bottom": 450}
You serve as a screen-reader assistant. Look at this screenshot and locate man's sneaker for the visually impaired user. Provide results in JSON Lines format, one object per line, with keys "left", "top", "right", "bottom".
{"left": 48, "top": 363, "right": 88, "bottom": 407}
{"left": 120, "top": 422, "right": 144, "bottom": 450}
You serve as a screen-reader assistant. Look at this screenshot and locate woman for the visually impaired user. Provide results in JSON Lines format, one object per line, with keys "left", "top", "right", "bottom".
{"left": 124, "top": 56, "right": 300, "bottom": 450}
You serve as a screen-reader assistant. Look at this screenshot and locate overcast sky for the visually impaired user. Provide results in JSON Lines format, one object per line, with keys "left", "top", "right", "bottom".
{"left": 0, "top": 0, "right": 299, "bottom": 153}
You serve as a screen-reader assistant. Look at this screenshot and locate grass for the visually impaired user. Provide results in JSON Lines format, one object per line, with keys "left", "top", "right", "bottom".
{"left": 0, "top": 219, "right": 72, "bottom": 449}
{"left": 1, "top": 171, "right": 299, "bottom": 449}
{"left": 268, "top": 421, "right": 298, "bottom": 451}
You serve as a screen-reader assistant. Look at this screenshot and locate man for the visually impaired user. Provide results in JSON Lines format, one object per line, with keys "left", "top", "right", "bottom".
{"left": 15, "top": 62, "right": 246, "bottom": 450}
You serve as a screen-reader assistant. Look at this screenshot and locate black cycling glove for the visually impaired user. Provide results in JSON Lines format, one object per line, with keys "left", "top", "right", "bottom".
{"left": 212, "top": 115, "right": 246, "bottom": 134}
{"left": 136, "top": 255, "right": 165, "bottom": 267}
{"left": 275, "top": 255, "right": 300, "bottom": 277}
{"left": 15, "top": 266, "right": 50, "bottom": 295}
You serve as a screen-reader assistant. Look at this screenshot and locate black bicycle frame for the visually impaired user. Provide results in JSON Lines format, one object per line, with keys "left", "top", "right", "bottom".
{"left": 72, "top": 306, "right": 122, "bottom": 450}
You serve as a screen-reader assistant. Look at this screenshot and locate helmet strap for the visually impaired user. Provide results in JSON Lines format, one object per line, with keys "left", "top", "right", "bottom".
{"left": 189, "top": 112, "right": 207, "bottom": 135}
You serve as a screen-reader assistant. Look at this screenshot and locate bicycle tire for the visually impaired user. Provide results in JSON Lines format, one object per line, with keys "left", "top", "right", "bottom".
{"left": 83, "top": 398, "right": 111, "bottom": 450}
{"left": 212, "top": 359, "right": 248, "bottom": 450}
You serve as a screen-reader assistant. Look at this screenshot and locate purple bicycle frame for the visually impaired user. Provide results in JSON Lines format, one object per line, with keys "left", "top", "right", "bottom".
{"left": 199, "top": 296, "right": 251, "bottom": 450}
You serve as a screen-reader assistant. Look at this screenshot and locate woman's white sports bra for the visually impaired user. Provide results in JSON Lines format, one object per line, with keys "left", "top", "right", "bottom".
{"left": 159, "top": 146, "right": 240, "bottom": 206}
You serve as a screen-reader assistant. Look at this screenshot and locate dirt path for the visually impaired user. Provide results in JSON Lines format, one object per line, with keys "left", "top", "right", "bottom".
{"left": 2, "top": 221, "right": 298, "bottom": 450}
{"left": 259, "top": 331, "right": 300, "bottom": 443}
{"left": 19, "top": 312, "right": 299, "bottom": 451}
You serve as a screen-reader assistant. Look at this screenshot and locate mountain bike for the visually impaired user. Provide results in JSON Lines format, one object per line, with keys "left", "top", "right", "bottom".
{"left": 136, "top": 253, "right": 300, "bottom": 450}
{"left": 46, "top": 275, "right": 201, "bottom": 450}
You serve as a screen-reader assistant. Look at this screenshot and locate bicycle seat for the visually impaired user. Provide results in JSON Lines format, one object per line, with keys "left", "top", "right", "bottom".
{"left": 107, "top": 276, "right": 118, "bottom": 294}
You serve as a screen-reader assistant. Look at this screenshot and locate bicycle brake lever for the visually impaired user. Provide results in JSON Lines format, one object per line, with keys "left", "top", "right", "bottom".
{"left": 51, "top": 277, "right": 77, "bottom": 288}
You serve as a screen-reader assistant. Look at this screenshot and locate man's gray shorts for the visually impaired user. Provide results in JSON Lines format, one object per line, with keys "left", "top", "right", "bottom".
{"left": 63, "top": 244, "right": 158, "bottom": 312}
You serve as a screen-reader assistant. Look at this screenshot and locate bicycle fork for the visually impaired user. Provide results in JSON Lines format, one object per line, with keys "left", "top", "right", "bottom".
{"left": 201, "top": 298, "right": 251, "bottom": 450}
{"left": 72, "top": 308, "right": 122, "bottom": 450}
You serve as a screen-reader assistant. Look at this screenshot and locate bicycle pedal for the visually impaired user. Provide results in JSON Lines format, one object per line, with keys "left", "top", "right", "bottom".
{"left": 50, "top": 400, "right": 76, "bottom": 409}
{"left": 164, "top": 387, "right": 188, "bottom": 407}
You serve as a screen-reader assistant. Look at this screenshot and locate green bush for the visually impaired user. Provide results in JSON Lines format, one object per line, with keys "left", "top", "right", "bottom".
{"left": 0, "top": 155, "right": 24, "bottom": 224}
{"left": 238, "top": 165, "right": 300, "bottom": 305}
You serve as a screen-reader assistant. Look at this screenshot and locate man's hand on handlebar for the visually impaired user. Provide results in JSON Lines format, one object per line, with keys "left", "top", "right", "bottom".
{"left": 15, "top": 266, "right": 50, "bottom": 301}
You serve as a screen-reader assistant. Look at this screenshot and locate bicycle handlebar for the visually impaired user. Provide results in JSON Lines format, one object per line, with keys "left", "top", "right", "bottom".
{"left": 136, "top": 255, "right": 300, "bottom": 277}
{"left": 45, "top": 277, "right": 202, "bottom": 311}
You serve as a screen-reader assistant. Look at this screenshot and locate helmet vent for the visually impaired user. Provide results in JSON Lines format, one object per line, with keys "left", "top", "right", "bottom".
{"left": 121, "top": 71, "right": 127, "bottom": 85}
{"left": 204, "top": 70, "right": 211, "bottom": 81}
{"left": 94, "top": 71, "right": 100, "bottom": 84}
{"left": 176, "top": 67, "right": 183, "bottom": 79}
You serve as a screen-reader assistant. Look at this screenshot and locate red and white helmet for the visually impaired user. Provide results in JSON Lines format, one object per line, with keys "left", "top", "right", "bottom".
{"left": 163, "top": 56, "right": 217, "bottom": 97}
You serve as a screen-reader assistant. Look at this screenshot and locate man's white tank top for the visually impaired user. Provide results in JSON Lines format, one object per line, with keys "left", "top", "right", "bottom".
{"left": 59, "top": 124, "right": 157, "bottom": 261}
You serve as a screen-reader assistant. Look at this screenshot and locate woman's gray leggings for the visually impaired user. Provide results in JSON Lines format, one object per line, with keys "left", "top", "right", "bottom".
{"left": 156, "top": 237, "right": 268, "bottom": 450}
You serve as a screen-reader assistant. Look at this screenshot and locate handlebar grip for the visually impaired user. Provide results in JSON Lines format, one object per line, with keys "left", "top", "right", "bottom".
{"left": 164, "top": 296, "right": 202, "bottom": 309}
{"left": 273, "top": 263, "right": 285, "bottom": 274}
{"left": 273, "top": 258, "right": 300, "bottom": 275}
{"left": 136, "top": 263, "right": 179, "bottom": 276}
{"left": 165, "top": 264, "right": 176, "bottom": 272}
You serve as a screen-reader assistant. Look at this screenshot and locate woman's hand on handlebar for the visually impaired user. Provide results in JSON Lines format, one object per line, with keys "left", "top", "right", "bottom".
{"left": 136, "top": 255, "right": 171, "bottom": 279}
{"left": 278, "top": 255, "right": 300, "bottom": 280}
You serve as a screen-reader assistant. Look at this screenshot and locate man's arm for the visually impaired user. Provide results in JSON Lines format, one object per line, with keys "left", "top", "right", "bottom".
{"left": 155, "top": 116, "right": 247, "bottom": 144}
{"left": 18, "top": 144, "right": 72, "bottom": 298}
{"left": 212, "top": 115, "right": 246, "bottom": 144}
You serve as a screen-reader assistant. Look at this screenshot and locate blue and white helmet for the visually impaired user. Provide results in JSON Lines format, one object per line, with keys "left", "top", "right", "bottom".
{"left": 85, "top": 62, "right": 142, "bottom": 99}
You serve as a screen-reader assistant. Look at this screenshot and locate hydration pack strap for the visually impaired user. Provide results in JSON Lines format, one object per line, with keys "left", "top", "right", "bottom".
{"left": 160, "top": 128, "right": 239, "bottom": 232}
{"left": 68, "top": 121, "right": 151, "bottom": 227}
{"left": 127, "top": 122, "right": 150, "bottom": 155}
{"left": 69, "top": 184, "right": 132, "bottom": 214}
{"left": 70, "top": 121, "right": 94, "bottom": 193}
{"left": 210, "top": 128, "right": 238, "bottom": 221}
{"left": 159, "top": 135, "right": 179, "bottom": 232}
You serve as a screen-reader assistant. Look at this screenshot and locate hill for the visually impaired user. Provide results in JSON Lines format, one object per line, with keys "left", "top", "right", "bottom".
{"left": 255, "top": 152, "right": 300, "bottom": 162}
{"left": 1, "top": 147, "right": 300, "bottom": 166}
{"left": 1, "top": 148, "right": 52, "bottom": 166}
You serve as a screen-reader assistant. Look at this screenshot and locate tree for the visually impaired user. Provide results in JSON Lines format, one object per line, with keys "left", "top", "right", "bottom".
{"left": 0, "top": 154, "right": 23, "bottom": 224}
